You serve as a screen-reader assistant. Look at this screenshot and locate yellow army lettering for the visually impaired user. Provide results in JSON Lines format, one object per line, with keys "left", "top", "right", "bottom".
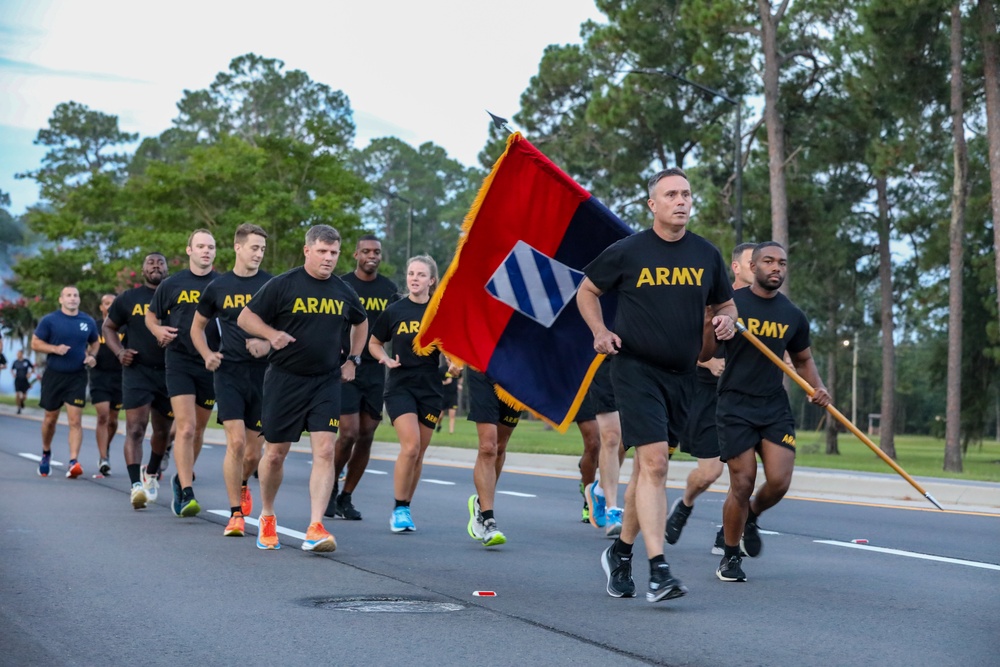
{"left": 781, "top": 433, "right": 796, "bottom": 447}
{"left": 328, "top": 418, "right": 340, "bottom": 428}
{"left": 396, "top": 320, "right": 421, "bottom": 335}
{"left": 98, "top": 331, "right": 126, "bottom": 345}
{"left": 425, "top": 413, "right": 439, "bottom": 424}
{"left": 176, "top": 290, "right": 201, "bottom": 304}
{"left": 635, "top": 266, "right": 704, "bottom": 288}
{"left": 222, "top": 293, "right": 253, "bottom": 309}
{"left": 130, "top": 303, "right": 150, "bottom": 316}
{"left": 291, "top": 297, "right": 344, "bottom": 314}
{"left": 363, "top": 297, "right": 389, "bottom": 312}
{"left": 738, "top": 317, "right": 789, "bottom": 339}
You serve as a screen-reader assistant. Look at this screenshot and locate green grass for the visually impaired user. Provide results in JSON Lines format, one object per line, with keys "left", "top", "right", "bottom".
{"left": 8, "top": 394, "right": 997, "bottom": 482}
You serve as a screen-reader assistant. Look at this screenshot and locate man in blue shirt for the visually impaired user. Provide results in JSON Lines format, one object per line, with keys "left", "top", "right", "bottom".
{"left": 32, "top": 286, "right": 99, "bottom": 478}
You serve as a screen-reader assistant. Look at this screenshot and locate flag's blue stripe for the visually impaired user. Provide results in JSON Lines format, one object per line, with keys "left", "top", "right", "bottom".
{"left": 503, "top": 254, "right": 535, "bottom": 318}
{"left": 531, "top": 248, "right": 566, "bottom": 318}
{"left": 486, "top": 279, "right": 497, "bottom": 298}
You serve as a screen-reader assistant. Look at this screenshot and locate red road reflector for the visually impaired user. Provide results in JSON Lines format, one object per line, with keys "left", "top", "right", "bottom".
{"left": 473, "top": 591, "right": 496, "bottom": 597}
{"left": 851, "top": 539, "right": 869, "bottom": 544}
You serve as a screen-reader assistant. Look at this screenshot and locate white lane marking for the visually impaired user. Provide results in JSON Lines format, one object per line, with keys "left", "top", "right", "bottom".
{"left": 714, "top": 524, "right": 781, "bottom": 535}
{"left": 422, "top": 479, "right": 455, "bottom": 485}
{"left": 19, "top": 453, "right": 65, "bottom": 467}
{"left": 815, "top": 540, "right": 1000, "bottom": 571}
{"left": 365, "top": 469, "right": 388, "bottom": 475}
{"left": 498, "top": 491, "right": 536, "bottom": 498}
{"left": 208, "top": 510, "right": 306, "bottom": 540}
{"left": 202, "top": 444, "right": 213, "bottom": 449}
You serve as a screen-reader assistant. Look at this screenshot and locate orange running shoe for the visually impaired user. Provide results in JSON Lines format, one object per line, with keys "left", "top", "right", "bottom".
{"left": 301, "top": 522, "right": 337, "bottom": 553}
{"left": 256, "top": 514, "right": 281, "bottom": 550}
{"left": 224, "top": 514, "right": 245, "bottom": 537}
{"left": 240, "top": 485, "right": 252, "bottom": 516}
{"left": 66, "top": 461, "right": 83, "bottom": 479}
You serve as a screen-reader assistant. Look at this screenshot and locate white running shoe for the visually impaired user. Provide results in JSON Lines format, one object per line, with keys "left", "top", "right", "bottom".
{"left": 130, "top": 482, "right": 148, "bottom": 510}
{"left": 141, "top": 466, "right": 159, "bottom": 503}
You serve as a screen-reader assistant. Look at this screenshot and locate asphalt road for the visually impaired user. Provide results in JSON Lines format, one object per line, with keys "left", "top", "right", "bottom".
{"left": 2, "top": 414, "right": 998, "bottom": 667}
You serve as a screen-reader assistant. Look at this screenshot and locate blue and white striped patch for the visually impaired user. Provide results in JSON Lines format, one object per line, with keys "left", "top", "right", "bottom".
{"left": 485, "top": 241, "right": 584, "bottom": 328}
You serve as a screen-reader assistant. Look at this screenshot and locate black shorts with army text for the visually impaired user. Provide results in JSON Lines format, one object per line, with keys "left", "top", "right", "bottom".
{"left": 122, "top": 364, "right": 173, "bottom": 417}
{"left": 88, "top": 368, "right": 123, "bottom": 410}
{"left": 40, "top": 369, "right": 88, "bottom": 412}
{"left": 165, "top": 351, "right": 215, "bottom": 409}
{"left": 214, "top": 362, "right": 266, "bottom": 429}
{"left": 340, "top": 361, "right": 386, "bottom": 420}
{"left": 717, "top": 390, "right": 797, "bottom": 462}
{"left": 466, "top": 369, "right": 521, "bottom": 428}
{"left": 261, "top": 365, "right": 342, "bottom": 443}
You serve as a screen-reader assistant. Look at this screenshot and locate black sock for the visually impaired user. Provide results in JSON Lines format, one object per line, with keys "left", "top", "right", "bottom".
{"left": 242, "top": 479, "right": 248, "bottom": 487}
{"left": 182, "top": 486, "right": 195, "bottom": 501}
{"left": 394, "top": 499, "right": 409, "bottom": 508}
{"left": 677, "top": 500, "right": 693, "bottom": 514}
{"left": 612, "top": 538, "right": 633, "bottom": 556}
{"left": 230, "top": 506, "right": 242, "bottom": 517}
{"left": 146, "top": 452, "right": 163, "bottom": 476}
{"left": 42, "top": 449, "right": 51, "bottom": 457}
{"left": 649, "top": 554, "right": 666, "bottom": 571}
{"left": 747, "top": 508, "right": 758, "bottom": 524}
{"left": 127, "top": 464, "right": 142, "bottom": 484}
{"left": 724, "top": 544, "right": 741, "bottom": 559}
{"left": 481, "top": 509, "right": 494, "bottom": 522}
{"left": 339, "top": 492, "right": 351, "bottom": 503}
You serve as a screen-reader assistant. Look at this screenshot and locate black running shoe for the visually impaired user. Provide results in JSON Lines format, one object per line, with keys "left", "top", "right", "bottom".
{"left": 335, "top": 494, "right": 362, "bottom": 520}
{"left": 665, "top": 498, "right": 691, "bottom": 544}
{"left": 324, "top": 481, "right": 339, "bottom": 518}
{"left": 741, "top": 518, "right": 763, "bottom": 557}
{"left": 716, "top": 555, "right": 747, "bottom": 582}
{"left": 646, "top": 562, "right": 687, "bottom": 602}
{"left": 601, "top": 546, "right": 636, "bottom": 598}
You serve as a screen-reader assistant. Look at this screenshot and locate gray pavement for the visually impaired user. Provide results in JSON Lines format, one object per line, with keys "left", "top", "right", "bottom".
{"left": 9, "top": 403, "right": 997, "bottom": 515}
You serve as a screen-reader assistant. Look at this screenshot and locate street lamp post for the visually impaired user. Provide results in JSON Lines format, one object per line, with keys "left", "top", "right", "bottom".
{"left": 629, "top": 68, "right": 743, "bottom": 244}
{"left": 851, "top": 331, "right": 859, "bottom": 426}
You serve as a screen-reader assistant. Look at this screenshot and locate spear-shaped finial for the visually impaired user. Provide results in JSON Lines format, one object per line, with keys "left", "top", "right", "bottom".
{"left": 487, "top": 110, "right": 516, "bottom": 134}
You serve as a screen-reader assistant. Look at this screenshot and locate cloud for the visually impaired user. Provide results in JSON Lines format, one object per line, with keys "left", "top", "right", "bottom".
{"left": 0, "top": 57, "right": 149, "bottom": 84}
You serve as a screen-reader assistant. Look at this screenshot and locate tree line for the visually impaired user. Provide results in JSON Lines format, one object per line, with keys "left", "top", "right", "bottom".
{"left": 2, "top": 0, "right": 999, "bottom": 472}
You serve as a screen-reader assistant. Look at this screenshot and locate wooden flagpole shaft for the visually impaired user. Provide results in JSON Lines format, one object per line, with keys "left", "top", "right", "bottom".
{"left": 734, "top": 322, "right": 943, "bottom": 510}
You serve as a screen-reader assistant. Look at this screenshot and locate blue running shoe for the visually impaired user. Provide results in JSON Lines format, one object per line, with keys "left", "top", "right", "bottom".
{"left": 38, "top": 452, "right": 51, "bottom": 477}
{"left": 390, "top": 506, "right": 415, "bottom": 533}
{"left": 179, "top": 497, "right": 201, "bottom": 517}
{"left": 170, "top": 474, "right": 183, "bottom": 516}
{"left": 585, "top": 480, "right": 607, "bottom": 528}
{"left": 605, "top": 507, "right": 623, "bottom": 537}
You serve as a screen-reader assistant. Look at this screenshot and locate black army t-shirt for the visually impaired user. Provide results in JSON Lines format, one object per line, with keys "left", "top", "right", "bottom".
{"left": 342, "top": 272, "right": 399, "bottom": 362}
{"left": 370, "top": 297, "right": 441, "bottom": 391}
{"left": 718, "top": 287, "right": 810, "bottom": 397}
{"left": 108, "top": 285, "right": 165, "bottom": 368}
{"left": 585, "top": 229, "right": 732, "bottom": 372}
{"left": 149, "top": 269, "right": 219, "bottom": 360}
{"left": 245, "top": 266, "right": 366, "bottom": 376}
{"left": 196, "top": 270, "right": 272, "bottom": 366}
{"left": 94, "top": 318, "right": 123, "bottom": 371}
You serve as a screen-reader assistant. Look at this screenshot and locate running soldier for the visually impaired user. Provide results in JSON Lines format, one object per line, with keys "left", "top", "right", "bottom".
{"left": 667, "top": 242, "right": 755, "bottom": 550}
{"left": 325, "top": 234, "right": 399, "bottom": 521}
{"left": 32, "top": 286, "right": 99, "bottom": 478}
{"left": 146, "top": 229, "right": 219, "bottom": 517}
{"left": 715, "top": 242, "right": 830, "bottom": 582}
{"left": 12, "top": 349, "right": 35, "bottom": 414}
{"left": 578, "top": 167, "right": 737, "bottom": 603}
{"left": 105, "top": 252, "right": 174, "bottom": 509}
{"left": 91, "top": 293, "right": 123, "bottom": 476}
{"left": 238, "top": 224, "right": 367, "bottom": 552}
{"left": 465, "top": 370, "right": 521, "bottom": 547}
{"left": 191, "top": 223, "right": 272, "bottom": 538}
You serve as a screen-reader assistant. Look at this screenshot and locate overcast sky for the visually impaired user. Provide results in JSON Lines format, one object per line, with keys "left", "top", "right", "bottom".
{"left": 0, "top": 0, "right": 603, "bottom": 214}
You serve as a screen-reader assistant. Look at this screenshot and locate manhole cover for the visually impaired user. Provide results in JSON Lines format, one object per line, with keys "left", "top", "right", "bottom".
{"left": 309, "top": 596, "right": 465, "bottom": 613}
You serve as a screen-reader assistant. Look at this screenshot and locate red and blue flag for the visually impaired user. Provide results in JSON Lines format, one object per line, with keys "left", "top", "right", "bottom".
{"left": 415, "top": 133, "right": 632, "bottom": 431}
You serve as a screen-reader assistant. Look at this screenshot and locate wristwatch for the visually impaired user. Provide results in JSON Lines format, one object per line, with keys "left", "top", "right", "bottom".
{"left": 347, "top": 354, "right": 362, "bottom": 367}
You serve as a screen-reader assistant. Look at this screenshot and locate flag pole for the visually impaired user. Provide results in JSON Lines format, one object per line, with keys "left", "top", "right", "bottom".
{"left": 734, "top": 321, "right": 944, "bottom": 510}
{"left": 487, "top": 110, "right": 517, "bottom": 135}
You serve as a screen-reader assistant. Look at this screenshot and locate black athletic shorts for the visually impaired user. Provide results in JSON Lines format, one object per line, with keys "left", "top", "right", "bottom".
{"left": 466, "top": 369, "right": 521, "bottom": 428}
{"left": 215, "top": 362, "right": 265, "bottom": 429}
{"left": 680, "top": 379, "right": 720, "bottom": 459}
{"left": 165, "top": 352, "right": 215, "bottom": 409}
{"left": 15, "top": 377, "right": 30, "bottom": 393}
{"left": 39, "top": 368, "right": 87, "bottom": 411}
{"left": 384, "top": 372, "right": 443, "bottom": 429}
{"left": 717, "top": 390, "right": 797, "bottom": 462}
{"left": 122, "top": 364, "right": 173, "bottom": 417}
{"left": 575, "top": 387, "right": 597, "bottom": 423}
{"left": 590, "top": 361, "right": 617, "bottom": 415}
{"left": 262, "top": 366, "right": 341, "bottom": 443}
{"left": 340, "top": 361, "right": 386, "bottom": 420}
{"left": 88, "top": 368, "right": 123, "bottom": 410}
{"left": 611, "top": 354, "right": 693, "bottom": 450}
